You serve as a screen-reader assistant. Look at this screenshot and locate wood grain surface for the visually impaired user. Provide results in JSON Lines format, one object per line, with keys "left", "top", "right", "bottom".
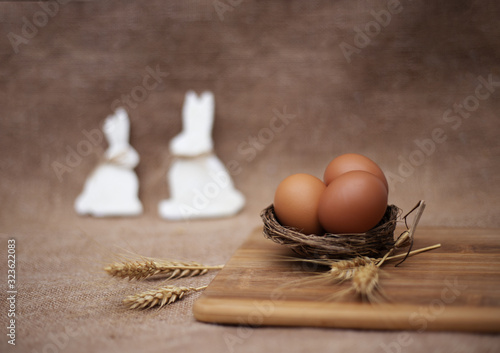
{"left": 193, "top": 226, "right": 500, "bottom": 332}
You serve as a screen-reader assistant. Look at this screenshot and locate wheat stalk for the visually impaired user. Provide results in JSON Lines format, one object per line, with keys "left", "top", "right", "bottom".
{"left": 351, "top": 262, "right": 386, "bottom": 302}
{"left": 383, "top": 243, "right": 441, "bottom": 262}
{"left": 328, "top": 256, "right": 374, "bottom": 283}
{"left": 278, "top": 256, "right": 376, "bottom": 290}
{"left": 104, "top": 257, "right": 224, "bottom": 281}
{"left": 333, "top": 244, "right": 441, "bottom": 302}
{"left": 290, "top": 244, "right": 441, "bottom": 303}
{"left": 324, "top": 257, "right": 382, "bottom": 301}
{"left": 321, "top": 261, "right": 386, "bottom": 303}
{"left": 123, "top": 285, "right": 207, "bottom": 310}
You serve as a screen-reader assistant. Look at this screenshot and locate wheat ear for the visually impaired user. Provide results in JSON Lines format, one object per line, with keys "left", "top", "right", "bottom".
{"left": 123, "top": 285, "right": 207, "bottom": 310}
{"left": 351, "top": 262, "right": 386, "bottom": 302}
{"left": 323, "top": 262, "right": 385, "bottom": 303}
{"left": 104, "top": 257, "right": 224, "bottom": 281}
{"left": 328, "top": 256, "right": 375, "bottom": 283}
{"left": 278, "top": 256, "right": 376, "bottom": 291}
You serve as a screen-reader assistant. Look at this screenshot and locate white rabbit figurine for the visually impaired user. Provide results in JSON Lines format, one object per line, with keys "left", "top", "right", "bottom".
{"left": 158, "top": 91, "right": 245, "bottom": 220}
{"left": 74, "top": 107, "right": 143, "bottom": 217}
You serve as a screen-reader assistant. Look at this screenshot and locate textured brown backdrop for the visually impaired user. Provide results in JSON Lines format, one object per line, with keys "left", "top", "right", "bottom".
{"left": 1, "top": 1, "right": 499, "bottom": 352}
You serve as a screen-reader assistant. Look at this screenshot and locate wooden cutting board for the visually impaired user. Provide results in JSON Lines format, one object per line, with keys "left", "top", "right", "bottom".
{"left": 193, "top": 226, "right": 500, "bottom": 332}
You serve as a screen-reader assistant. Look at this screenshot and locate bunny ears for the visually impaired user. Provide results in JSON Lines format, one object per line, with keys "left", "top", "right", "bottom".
{"left": 183, "top": 90, "right": 214, "bottom": 108}
{"left": 170, "top": 90, "right": 216, "bottom": 157}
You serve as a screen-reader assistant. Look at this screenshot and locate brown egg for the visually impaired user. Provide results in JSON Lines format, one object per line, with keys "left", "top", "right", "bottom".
{"left": 273, "top": 173, "right": 326, "bottom": 235}
{"left": 323, "top": 153, "right": 389, "bottom": 191}
{"left": 318, "top": 170, "right": 388, "bottom": 234}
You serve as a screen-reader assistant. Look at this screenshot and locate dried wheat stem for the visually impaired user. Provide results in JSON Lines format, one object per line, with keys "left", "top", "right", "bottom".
{"left": 273, "top": 243, "right": 440, "bottom": 268}
{"left": 383, "top": 243, "right": 441, "bottom": 263}
{"left": 351, "top": 262, "right": 385, "bottom": 302}
{"left": 347, "top": 243, "right": 441, "bottom": 302}
{"left": 123, "top": 285, "right": 207, "bottom": 310}
{"left": 394, "top": 230, "right": 412, "bottom": 248}
{"left": 104, "top": 258, "right": 224, "bottom": 281}
{"left": 328, "top": 256, "right": 374, "bottom": 283}
{"left": 321, "top": 262, "right": 385, "bottom": 303}
{"left": 325, "top": 258, "right": 384, "bottom": 302}
{"left": 374, "top": 242, "right": 442, "bottom": 268}
{"left": 279, "top": 243, "right": 441, "bottom": 302}
{"left": 375, "top": 230, "right": 413, "bottom": 267}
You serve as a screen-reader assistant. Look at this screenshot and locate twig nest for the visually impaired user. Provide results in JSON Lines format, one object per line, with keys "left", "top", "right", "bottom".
{"left": 261, "top": 204, "right": 400, "bottom": 259}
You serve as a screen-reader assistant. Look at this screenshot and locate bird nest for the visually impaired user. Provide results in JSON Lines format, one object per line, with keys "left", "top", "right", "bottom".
{"left": 260, "top": 204, "right": 401, "bottom": 259}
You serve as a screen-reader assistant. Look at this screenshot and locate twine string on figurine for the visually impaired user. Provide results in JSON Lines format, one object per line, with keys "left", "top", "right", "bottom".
{"left": 86, "top": 149, "right": 135, "bottom": 179}
{"left": 170, "top": 151, "right": 213, "bottom": 159}
{"left": 103, "top": 149, "right": 134, "bottom": 167}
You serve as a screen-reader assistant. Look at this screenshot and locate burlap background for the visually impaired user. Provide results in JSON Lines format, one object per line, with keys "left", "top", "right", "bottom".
{"left": 1, "top": 1, "right": 499, "bottom": 352}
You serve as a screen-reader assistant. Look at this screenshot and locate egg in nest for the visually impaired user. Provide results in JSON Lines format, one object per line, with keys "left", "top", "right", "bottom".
{"left": 273, "top": 173, "right": 326, "bottom": 235}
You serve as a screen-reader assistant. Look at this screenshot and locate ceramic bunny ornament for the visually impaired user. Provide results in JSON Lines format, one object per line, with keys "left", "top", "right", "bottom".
{"left": 158, "top": 91, "right": 245, "bottom": 220}
{"left": 74, "top": 108, "right": 143, "bottom": 217}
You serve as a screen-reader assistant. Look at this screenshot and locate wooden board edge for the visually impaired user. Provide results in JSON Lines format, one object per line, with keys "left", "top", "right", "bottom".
{"left": 193, "top": 296, "right": 500, "bottom": 333}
